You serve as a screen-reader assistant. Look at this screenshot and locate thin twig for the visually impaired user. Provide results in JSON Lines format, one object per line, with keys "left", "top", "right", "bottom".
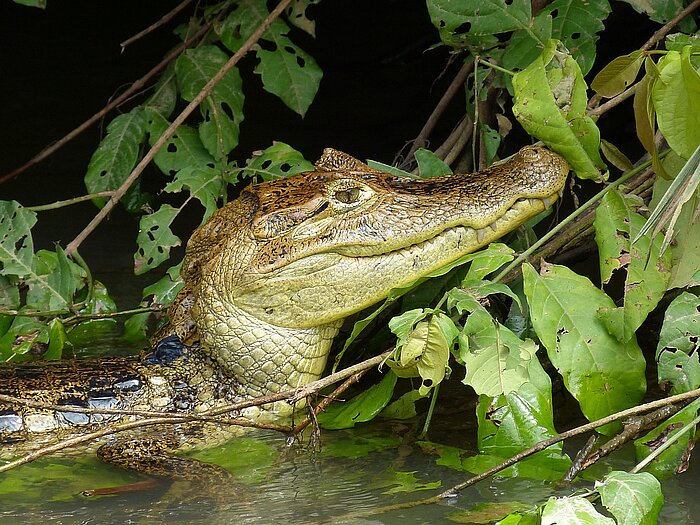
{"left": 0, "top": 350, "right": 390, "bottom": 471}
{"left": 401, "top": 61, "right": 474, "bottom": 168}
{"left": 120, "top": 0, "right": 195, "bottom": 50}
{"left": 0, "top": 23, "right": 212, "bottom": 185}
{"left": 65, "top": 0, "right": 293, "bottom": 256}
{"left": 641, "top": 0, "right": 700, "bottom": 51}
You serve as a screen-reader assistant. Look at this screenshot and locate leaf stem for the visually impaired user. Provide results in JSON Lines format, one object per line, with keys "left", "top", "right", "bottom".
{"left": 25, "top": 192, "right": 115, "bottom": 212}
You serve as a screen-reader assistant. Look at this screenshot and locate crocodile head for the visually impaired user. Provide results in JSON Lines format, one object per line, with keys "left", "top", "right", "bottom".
{"left": 179, "top": 146, "right": 568, "bottom": 404}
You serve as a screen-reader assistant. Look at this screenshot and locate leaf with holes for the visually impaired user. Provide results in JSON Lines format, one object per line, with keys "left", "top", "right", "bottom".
{"left": 145, "top": 108, "right": 215, "bottom": 176}
{"left": 134, "top": 205, "right": 181, "bottom": 275}
{"left": 84, "top": 108, "right": 146, "bottom": 208}
{"left": 656, "top": 292, "right": 700, "bottom": 394}
{"left": 175, "top": 45, "right": 245, "bottom": 159}
{"left": 523, "top": 262, "right": 646, "bottom": 434}
{"left": 0, "top": 201, "right": 36, "bottom": 278}
{"left": 219, "top": 0, "right": 322, "bottom": 116}
{"left": 618, "top": 0, "right": 696, "bottom": 32}
{"left": 25, "top": 248, "right": 84, "bottom": 312}
{"left": 502, "top": 12, "right": 552, "bottom": 71}
{"left": 594, "top": 191, "right": 671, "bottom": 342}
{"left": 427, "top": 0, "right": 532, "bottom": 42}
{"left": 541, "top": 496, "right": 616, "bottom": 525}
{"left": 285, "top": 0, "right": 321, "bottom": 36}
{"left": 541, "top": 0, "right": 611, "bottom": 75}
{"left": 165, "top": 167, "right": 225, "bottom": 220}
{"left": 512, "top": 39, "right": 605, "bottom": 179}
{"left": 237, "top": 142, "right": 314, "bottom": 182}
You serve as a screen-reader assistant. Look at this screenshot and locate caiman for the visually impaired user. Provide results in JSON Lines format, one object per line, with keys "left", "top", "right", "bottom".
{"left": 0, "top": 146, "right": 568, "bottom": 482}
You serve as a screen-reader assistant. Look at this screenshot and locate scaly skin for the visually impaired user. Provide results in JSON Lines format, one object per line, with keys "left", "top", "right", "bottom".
{"left": 0, "top": 146, "right": 568, "bottom": 480}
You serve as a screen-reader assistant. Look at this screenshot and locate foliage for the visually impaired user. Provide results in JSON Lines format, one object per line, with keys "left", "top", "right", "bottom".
{"left": 3, "top": 0, "right": 700, "bottom": 522}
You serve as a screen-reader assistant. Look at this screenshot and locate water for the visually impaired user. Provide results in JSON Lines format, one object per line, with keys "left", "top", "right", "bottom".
{"left": 2, "top": 417, "right": 700, "bottom": 524}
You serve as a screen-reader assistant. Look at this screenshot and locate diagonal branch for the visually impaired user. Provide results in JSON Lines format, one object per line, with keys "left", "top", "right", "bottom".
{"left": 65, "top": 0, "right": 294, "bottom": 256}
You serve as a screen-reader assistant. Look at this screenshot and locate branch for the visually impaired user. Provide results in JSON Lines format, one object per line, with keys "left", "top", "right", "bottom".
{"left": 120, "top": 0, "right": 195, "bottom": 50}
{"left": 65, "top": 0, "right": 294, "bottom": 256}
{"left": 401, "top": 61, "right": 474, "bottom": 168}
{"left": 332, "top": 388, "right": 700, "bottom": 522}
{"left": 641, "top": 0, "right": 700, "bottom": 51}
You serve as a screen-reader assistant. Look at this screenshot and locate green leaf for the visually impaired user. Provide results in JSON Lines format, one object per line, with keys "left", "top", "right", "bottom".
{"left": 541, "top": 496, "right": 616, "bottom": 525}
{"left": 380, "top": 389, "right": 424, "bottom": 420}
{"left": 464, "top": 243, "right": 515, "bottom": 280}
{"left": 458, "top": 308, "right": 538, "bottom": 397}
{"left": 237, "top": 142, "right": 314, "bottom": 182}
{"left": 387, "top": 313, "right": 456, "bottom": 394}
{"left": 447, "top": 502, "right": 534, "bottom": 525}
{"left": 600, "top": 139, "right": 634, "bottom": 172}
{"left": 219, "top": 0, "right": 322, "bottom": 116}
{"left": 45, "top": 318, "right": 67, "bottom": 360}
{"left": 145, "top": 108, "right": 215, "bottom": 175}
{"left": 415, "top": 148, "right": 452, "bottom": 178}
{"left": 145, "top": 64, "right": 178, "bottom": 118}
{"left": 475, "top": 356, "right": 564, "bottom": 459}
{"left": 596, "top": 471, "right": 663, "bottom": 525}
{"left": 652, "top": 48, "right": 700, "bottom": 160}
{"left": 594, "top": 191, "right": 671, "bottom": 342}
{"left": 317, "top": 372, "right": 397, "bottom": 430}
{"left": 366, "top": 160, "right": 414, "bottom": 177}
{"left": 656, "top": 292, "right": 700, "bottom": 394}
{"left": 13, "top": 0, "right": 46, "bottom": 8}
{"left": 0, "top": 315, "right": 49, "bottom": 361}
{"left": 122, "top": 312, "right": 152, "bottom": 343}
{"left": 544, "top": 0, "right": 611, "bottom": 75}
{"left": 285, "top": 0, "right": 321, "bottom": 37}
{"left": 134, "top": 205, "right": 182, "bottom": 275}
{"left": 142, "top": 263, "right": 184, "bottom": 306}
{"left": 165, "top": 166, "right": 225, "bottom": 220}
{"left": 379, "top": 469, "right": 441, "bottom": 494}
{"left": 0, "top": 201, "right": 37, "bottom": 278}
{"left": 634, "top": 398, "right": 700, "bottom": 478}
{"left": 25, "top": 249, "right": 85, "bottom": 312}
{"left": 84, "top": 108, "right": 146, "bottom": 208}
{"left": 591, "top": 51, "right": 645, "bottom": 98}
{"left": 648, "top": 156, "right": 700, "bottom": 289}
{"left": 502, "top": 13, "right": 552, "bottom": 71}
{"left": 427, "top": 0, "right": 533, "bottom": 39}
{"left": 618, "top": 0, "right": 698, "bottom": 32}
{"left": 175, "top": 45, "right": 245, "bottom": 159}
{"left": 512, "top": 40, "right": 605, "bottom": 179}
{"left": 522, "top": 262, "right": 646, "bottom": 434}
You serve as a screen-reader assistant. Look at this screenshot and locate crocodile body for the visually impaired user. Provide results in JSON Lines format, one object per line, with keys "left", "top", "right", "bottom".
{"left": 0, "top": 146, "right": 569, "bottom": 480}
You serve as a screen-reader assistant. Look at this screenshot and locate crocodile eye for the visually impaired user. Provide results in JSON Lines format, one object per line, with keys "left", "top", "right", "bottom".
{"left": 334, "top": 187, "right": 361, "bottom": 204}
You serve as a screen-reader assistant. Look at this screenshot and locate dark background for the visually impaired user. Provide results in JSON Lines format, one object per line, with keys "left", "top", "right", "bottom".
{"left": 0, "top": 0, "right": 653, "bottom": 305}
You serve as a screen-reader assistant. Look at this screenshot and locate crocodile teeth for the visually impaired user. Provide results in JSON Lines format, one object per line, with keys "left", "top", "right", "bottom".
{"left": 542, "top": 196, "right": 553, "bottom": 208}
{"left": 476, "top": 227, "right": 487, "bottom": 243}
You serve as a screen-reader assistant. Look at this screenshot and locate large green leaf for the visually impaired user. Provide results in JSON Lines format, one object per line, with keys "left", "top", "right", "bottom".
{"left": 0, "top": 201, "right": 36, "bottom": 278}
{"left": 502, "top": 13, "right": 552, "bottom": 71}
{"left": 656, "top": 292, "right": 700, "bottom": 394}
{"left": 175, "top": 45, "right": 245, "bottom": 159}
{"left": 134, "top": 205, "right": 181, "bottom": 275}
{"left": 475, "top": 356, "right": 563, "bottom": 458}
{"left": 522, "top": 262, "right": 646, "bottom": 434}
{"left": 596, "top": 471, "right": 663, "bottom": 525}
{"left": 84, "top": 108, "right": 146, "bottom": 207}
{"left": 541, "top": 496, "right": 615, "bottom": 525}
{"left": 512, "top": 40, "right": 605, "bottom": 179}
{"left": 653, "top": 48, "right": 700, "bottom": 160}
{"left": 24, "top": 249, "right": 85, "bottom": 312}
{"left": 618, "top": 0, "right": 697, "bottom": 32}
{"left": 594, "top": 191, "right": 671, "bottom": 342}
{"left": 219, "top": 0, "right": 322, "bottom": 116}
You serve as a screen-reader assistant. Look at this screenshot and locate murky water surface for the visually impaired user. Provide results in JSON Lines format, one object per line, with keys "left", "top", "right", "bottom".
{"left": 2, "top": 420, "right": 700, "bottom": 525}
